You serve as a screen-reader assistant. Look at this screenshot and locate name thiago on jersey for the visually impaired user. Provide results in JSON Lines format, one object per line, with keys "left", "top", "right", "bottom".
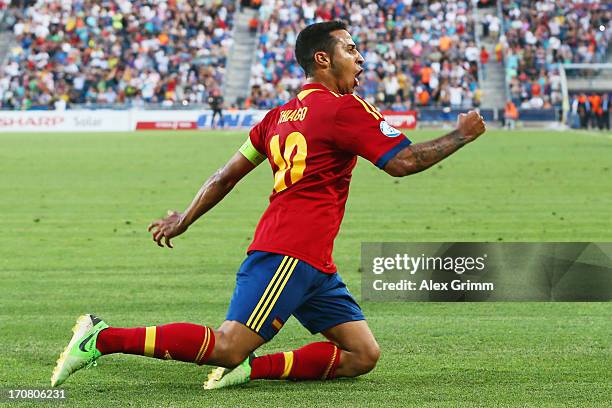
{"left": 278, "top": 107, "right": 309, "bottom": 124}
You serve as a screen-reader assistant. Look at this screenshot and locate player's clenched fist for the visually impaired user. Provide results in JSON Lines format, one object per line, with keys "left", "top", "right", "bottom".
{"left": 456, "top": 110, "right": 486, "bottom": 142}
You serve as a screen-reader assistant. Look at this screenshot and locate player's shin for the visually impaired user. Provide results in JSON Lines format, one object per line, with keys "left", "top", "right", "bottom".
{"left": 96, "top": 323, "right": 216, "bottom": 364}
{"left": 250, "top": 341, "right": 341, "bottom": 380}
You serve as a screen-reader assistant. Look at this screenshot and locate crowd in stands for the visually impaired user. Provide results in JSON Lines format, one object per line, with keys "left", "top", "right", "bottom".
{"left": 0, "top": 0, "right": 236, "bottom": 109}
{"left": 1, "top": 0, "right": 610, "bottom": 114}
{"left": 501, "top": 0, "right": 611, "bottom": 109}
{"left": 247, "top": 0, "right": 483, "bottom": 110}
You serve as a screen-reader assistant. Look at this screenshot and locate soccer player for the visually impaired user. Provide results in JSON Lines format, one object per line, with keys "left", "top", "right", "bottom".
{"left": 51, "top": 21, "right": 486, "bottom": 389}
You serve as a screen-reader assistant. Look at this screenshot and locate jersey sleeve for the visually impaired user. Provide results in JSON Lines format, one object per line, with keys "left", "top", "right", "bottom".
{"left": 247, "top": 112, "right": 268, "bottom": 156}
{"left": 334, "top": 95, "right": 411, "bottom": 169}
{"left": 242, "top": 108, "right": 276, "bottom": 165}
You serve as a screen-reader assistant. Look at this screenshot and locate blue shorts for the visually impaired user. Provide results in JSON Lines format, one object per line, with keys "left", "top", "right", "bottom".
{"left": 226, "top": 251, "right": 365, "bottom": 341}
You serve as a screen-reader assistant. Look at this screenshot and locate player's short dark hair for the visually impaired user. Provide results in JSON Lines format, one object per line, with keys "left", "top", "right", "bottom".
{"left": 295, "top": 21, "right": 348, "bottom": 77}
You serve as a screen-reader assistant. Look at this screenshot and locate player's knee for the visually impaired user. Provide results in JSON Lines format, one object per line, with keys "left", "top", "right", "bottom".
{"left": 353, "top": 342, "right": 380, "bottom": 375}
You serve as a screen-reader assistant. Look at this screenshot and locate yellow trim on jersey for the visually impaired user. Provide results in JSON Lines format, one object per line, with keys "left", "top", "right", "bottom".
{"left": 245, "top": 256, "right": 290, "bottom": 329}
{"left": 254, "top": 258, "right": 299, "bottom": 332}
{"left": 352, "top": 95, "right": 383, "bottom": 120}
{"left": 298, "top": 88, "right": 342, "bottom": 100}
{"left": 280, "top": 351, "right": 294, "bottom": 379}
{"left": 144, "top": 326, "right": 156, "bottom": 357}
{"left": 364, "top": 99, "right": 383, "bottom": 118}
{"left": 297, "top": 89, "right": 323, "bottom": 101}
{"left": 239, "top": 138, "right": 266, "bottom": 166}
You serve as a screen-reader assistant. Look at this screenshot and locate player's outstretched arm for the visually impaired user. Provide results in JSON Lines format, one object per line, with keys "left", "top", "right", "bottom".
{"left": 384, "top": 111, "right": 486, "bottom": 177}
{"left": 147, "top": 152, "right": 257, "bottom": 248}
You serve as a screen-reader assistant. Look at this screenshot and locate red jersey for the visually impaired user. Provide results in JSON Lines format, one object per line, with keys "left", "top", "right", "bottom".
{"left": 246, "top": 83, "right": 411, "bottom": 273}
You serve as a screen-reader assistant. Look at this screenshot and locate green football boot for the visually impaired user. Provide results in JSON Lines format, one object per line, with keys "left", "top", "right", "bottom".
{"left": 203, "top": 354, "right": 255, "bottom": 390}
{"left": 51, "top": 314, "right": 109, "bottom": 387}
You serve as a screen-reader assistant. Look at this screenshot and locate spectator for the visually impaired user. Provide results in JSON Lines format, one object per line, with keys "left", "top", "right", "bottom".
{"left": 487, "top": 13, "right": 500, "bottom": 38}
{"left": 249, "top": 17, "right": 258, "bottom": 35}
{"left": 495, "top": 38, "right": 504, "bottom": 63}
{"left": 417, "top": 87, "right": 430, "bottom": 106}
{"left": 601, "top": 94, "right": 610, "bottom": 131}
{"left": 383, "top": 75, "right": 399, "bottom": 105}
{"left": 588, "top": 92, "right": 601, "bottom": 129}
{"left": 480, "top": 46, "right": 489, "bottom": 79}
{"left": 449, "top": 82, "right": 463, "bottom": 108}
{"left": 577, "top": 94, "right": 590, "bottom": 129}
{"left": 504, "top": 100, "right": 518, "bottom": 129}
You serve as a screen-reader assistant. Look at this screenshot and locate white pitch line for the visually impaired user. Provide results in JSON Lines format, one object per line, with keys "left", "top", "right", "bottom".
{"left": 579, "top": 130, "right": 612, "bottom": 140}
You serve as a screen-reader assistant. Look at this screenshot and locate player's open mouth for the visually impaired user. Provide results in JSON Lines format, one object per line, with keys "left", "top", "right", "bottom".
{"left": 354, "top": 69, "right": 363, "bottom": 87}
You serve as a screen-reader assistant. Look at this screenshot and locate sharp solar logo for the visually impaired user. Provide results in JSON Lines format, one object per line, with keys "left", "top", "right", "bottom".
{"left": 379, "top": 121, "right": 401, "bottom": 137}
{"left": 0, "top": 116, "right": 65, "bottom": 127}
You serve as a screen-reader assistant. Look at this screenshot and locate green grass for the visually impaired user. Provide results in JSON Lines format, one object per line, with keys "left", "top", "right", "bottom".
{"left": 0, "top": 129, "right": 610, "bottom": 407}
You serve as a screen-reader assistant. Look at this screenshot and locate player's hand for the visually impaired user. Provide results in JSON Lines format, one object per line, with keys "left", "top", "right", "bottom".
{"left": 456, "top": 110, "right": 486, "bottom": 142}
{"left": 147, "top": 210, "right": 188, "bottom": 248}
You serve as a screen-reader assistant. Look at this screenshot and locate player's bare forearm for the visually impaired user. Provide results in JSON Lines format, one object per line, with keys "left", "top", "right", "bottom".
{"left": 148, "top": 152, "right": 256, "bottom": 248}
{"left": 180, "top": 169, "right": 238, "bottom": 227}
{"left": 384, "top": 111, "right": 486, "bottom": 177}
{"left": 180, "top": 152, "right": 256, "bottom": 228}
{"left": 386, "top": 129, "right": 467, "bottom": 176}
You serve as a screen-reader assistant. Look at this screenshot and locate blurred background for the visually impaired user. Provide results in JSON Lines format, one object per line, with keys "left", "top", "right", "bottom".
{"left": 0, "top": 0, "right": 610, "bottom": 130}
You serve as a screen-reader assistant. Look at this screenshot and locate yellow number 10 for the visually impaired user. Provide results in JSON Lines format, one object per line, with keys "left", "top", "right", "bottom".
{"left": 269, "top": 132, "right": 308, "bottom": 193}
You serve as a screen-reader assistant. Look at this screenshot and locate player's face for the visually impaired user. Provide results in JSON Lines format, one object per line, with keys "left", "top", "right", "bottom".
{"left": 328, "top": 30, "right": 364, "bottom": 94}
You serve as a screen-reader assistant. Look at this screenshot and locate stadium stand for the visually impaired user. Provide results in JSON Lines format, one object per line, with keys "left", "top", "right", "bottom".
{"left": 0, "top": 0, "right": 236, "bottom": 109}
{"left": 500, "top": 0, "right": 611, "bottom": 110}
{"left": 248, "top": 0, "right": 482, "bottom": 110}
{"left": 1, "top": 0, "right": 484, "bottom": 110}
{"left": 0, "top": 0, "right": 609, "bottom": 121}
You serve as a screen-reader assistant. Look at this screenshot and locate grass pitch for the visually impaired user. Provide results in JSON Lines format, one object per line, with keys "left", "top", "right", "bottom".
{"left": 1, "top": 129, "right": 610, "bottom": 407}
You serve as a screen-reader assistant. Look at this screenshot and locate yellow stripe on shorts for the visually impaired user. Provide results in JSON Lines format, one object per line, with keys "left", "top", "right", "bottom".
{"left": 245, "top": 256, "right": 290, "bottom": 329}
{"left": 253, "top": 258, "right": 299, "bottom": 332}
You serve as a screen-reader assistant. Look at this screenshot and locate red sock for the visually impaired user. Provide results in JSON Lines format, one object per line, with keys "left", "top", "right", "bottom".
{"left": 251, "top": 342, "right": 341, "bottom": 380}
{"left": 96, "top": 323, "right": 215, "bottom": 365}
